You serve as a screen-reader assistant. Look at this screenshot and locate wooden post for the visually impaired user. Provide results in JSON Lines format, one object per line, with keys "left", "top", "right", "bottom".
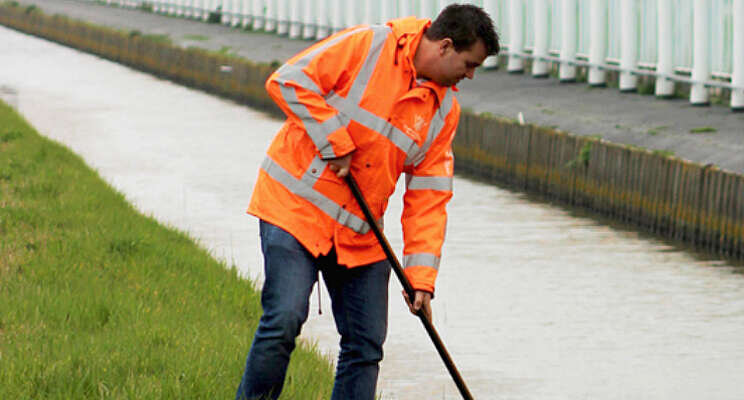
{"left": 735, "top": 176, "right": 744, "bottom": 259}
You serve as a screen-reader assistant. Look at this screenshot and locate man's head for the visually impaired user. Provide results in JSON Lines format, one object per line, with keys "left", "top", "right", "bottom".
{"left": 415, "top": 4, "right": 500, "bottom": 87}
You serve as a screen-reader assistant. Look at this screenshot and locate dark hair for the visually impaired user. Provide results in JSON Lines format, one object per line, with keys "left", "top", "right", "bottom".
{"left": 425, "top": 4, "right": 500, "bottom": 56}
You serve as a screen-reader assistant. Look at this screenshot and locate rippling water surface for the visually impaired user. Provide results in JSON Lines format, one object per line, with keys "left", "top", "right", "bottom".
{"left": 2, "top": 25, "right": 743, "bottom": 399}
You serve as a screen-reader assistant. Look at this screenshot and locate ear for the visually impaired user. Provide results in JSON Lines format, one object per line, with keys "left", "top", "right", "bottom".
{"left": 439, "top": 38, "right": 454, "bottom": 55}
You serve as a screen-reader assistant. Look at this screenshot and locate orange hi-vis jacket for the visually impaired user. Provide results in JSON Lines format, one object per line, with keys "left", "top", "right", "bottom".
{"left": 248, "top": 17, "right": 460, "bottom": 293}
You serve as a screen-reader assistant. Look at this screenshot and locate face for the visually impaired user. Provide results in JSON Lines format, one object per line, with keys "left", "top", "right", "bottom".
{"left": 431, "top": 38, "right": 488, "bottom": 87}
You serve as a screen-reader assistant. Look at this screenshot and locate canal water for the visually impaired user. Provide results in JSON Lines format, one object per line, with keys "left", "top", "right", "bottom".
{"left": 2, "top": 25, "right": 743, "bottom": 399}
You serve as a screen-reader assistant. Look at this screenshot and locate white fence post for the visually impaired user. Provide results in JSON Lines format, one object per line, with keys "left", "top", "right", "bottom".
{"left": 233, "top": 0, "right": 244, "bottom": 26}
{"left": 201, "top": 0, "right": 211, "bottom": 21}
{"left": 589, "top": 0, "right": 607, "bottom": 86}
{"left": 221, "top": 0, "right": 231, "bottom": 24}
{"left": 560, "top": 0, "right": 577, "bottom": 82}
{"left": 690, "top": 0, "right": 709, "bottom": 105}
{"left": 302, "top": 0, "right": 316, "bottom": 39}
{"left": 289, "top": 0, "right": 302, "bottom": 38}
{"left": 316, "top": 0, "right": 330, "bottom": 38}
{"left": 345, "top": 0, "right": 357, "bottom": 27}
{"left": 193, "top": 0, "right": 201, "bottom": 20}
{"left": 731, "top": 0, "right": 743, "bottom": 111}
{"left": 420, "top": 0, "right": 436, "bottom": 20}
{"left": 363, "top": 0, "right": 375, "bottom": 24}
{"left": 620, "top": 0, "right": 638, "bottom": 91}
{"left": 241, "top": 0, "right": 251, "bottom": 27}
{"left": 251, "top": 0, "right": 264, "bottom": 30}
{"left": 265, "top": 0, "right": 277, "bottom": 32}
{"left": 177, "top": 0, "right": 184, "bottom": 16}
{"left": 399, "top": 0, "right": 412, "bottom": 18}
{"left": 380, "top": 0, "right": 393, "bottom": 24}
{"left": 656, "top": 0, "right": 674, "bottom": 97}
{"left": 436, "top": 0, "right": 446, "bottom": 13}
{"left": 508, "top": 0, "right": 524, "bottom": 73}
{"left": 186, "top": 0, "right": 194, "bottom": 17}
{"left": 532, "top": 0, "right": 549, "bottom": 77}
{"left": 277, "top": 0, "right": 289, "bottom": 35}
{"left": 482, "top": 0, "right": 499, "bottom": 69}
{"left": 331, "top": 0, "right": 344, "bottom": 33}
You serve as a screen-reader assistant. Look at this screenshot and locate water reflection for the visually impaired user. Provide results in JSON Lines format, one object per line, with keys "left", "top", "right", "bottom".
{"left": 2, "top": 25, "right": 743, "bottom": 400}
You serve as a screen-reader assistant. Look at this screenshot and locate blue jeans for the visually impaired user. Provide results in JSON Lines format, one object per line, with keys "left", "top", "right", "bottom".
{"left": 236, "top": 220, "right": 391, "bottom": 400}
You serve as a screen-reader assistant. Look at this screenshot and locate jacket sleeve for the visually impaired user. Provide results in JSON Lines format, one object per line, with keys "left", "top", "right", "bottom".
{"left": 265, "top": 28, "right": 374, "bottom": 160}
{"left": 400, "top": 100, "right": 460, "bottom": 294}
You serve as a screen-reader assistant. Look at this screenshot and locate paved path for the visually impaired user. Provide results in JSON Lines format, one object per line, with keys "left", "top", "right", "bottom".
{"left": 9, "top": 0, "right": 744, "bottom": 173}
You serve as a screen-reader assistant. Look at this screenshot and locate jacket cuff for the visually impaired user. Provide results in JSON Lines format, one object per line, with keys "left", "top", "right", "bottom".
{"left": 320, "top": 126, "right": 356, "bottom": 160}
{"left": 403, "top": 265, "right": 437, "bottom": 294}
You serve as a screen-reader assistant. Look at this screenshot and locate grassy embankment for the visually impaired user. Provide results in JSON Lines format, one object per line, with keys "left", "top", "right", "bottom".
{"left": 0, "top": 101, "right": 334, "bottom": 398}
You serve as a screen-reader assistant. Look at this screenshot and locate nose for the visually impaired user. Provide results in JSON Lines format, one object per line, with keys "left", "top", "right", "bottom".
{"left": 466, "top": 68, "right": 475, "bottom": 80}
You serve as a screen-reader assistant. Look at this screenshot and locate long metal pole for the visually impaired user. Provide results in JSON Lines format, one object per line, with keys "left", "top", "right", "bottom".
{"left": 345, "top": 174, "right": 474, "bottom": 400}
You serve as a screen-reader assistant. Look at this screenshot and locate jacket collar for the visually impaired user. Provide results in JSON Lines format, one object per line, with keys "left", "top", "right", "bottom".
{"left": 387, "top": 17, "right": 454, "bottom": 105}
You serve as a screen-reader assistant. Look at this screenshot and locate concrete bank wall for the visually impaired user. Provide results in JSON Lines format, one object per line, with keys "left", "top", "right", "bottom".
{"left": 2, "top": 3, "right": 741, "bottom": 260}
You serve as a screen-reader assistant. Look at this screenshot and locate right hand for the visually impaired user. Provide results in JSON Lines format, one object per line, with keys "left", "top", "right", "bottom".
{"left": 327, "top": 153, "right": 353, "bottom": 178}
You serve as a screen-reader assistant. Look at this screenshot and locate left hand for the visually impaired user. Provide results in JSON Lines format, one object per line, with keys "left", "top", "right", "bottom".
{"left": 402, "top": 290, "right": 432, "bottom": 321}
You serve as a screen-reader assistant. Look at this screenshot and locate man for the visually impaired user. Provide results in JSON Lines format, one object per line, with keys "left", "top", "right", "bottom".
{"left": 236, "top": 4, "right": 499, "bottom": 399}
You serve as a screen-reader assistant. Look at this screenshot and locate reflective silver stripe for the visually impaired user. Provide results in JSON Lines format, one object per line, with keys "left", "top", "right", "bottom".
{"left": 261, "top": 157, "right": 371, "bottom": 234}
{"left": 275, "top": 25, "right": 376, "bottom": 93}
{"left": 405, "top": 175, "right": 453, "bottom": 192}
{"left": 347, "top": 25, "right": 391, "bottom": 104}
{"left": 327, "top": 92, "right": 421, "bottom": 159}
{"left": 301, "top": 155, "right": 328, "bottom": 183}
{"left": 408, "top": 90, "right": 455, "bottom": 166}
{"left": 403, "top": 253, "right": 441, "bottom": 270}
{"left": 275, "top": 63, "right": 322, "bottom": 95}
{"left": 274, "top": 26, "right": 376, "bottom": 159}
{"left": 293, "top": 26, "right": 370, "bottom": 70}
{"left": 279, "top": 85, "right": 344, "bottom": 159}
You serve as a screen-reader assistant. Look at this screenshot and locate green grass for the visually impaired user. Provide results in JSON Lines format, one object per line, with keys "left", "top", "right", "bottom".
{"left": 183, "top": 34, "right": 209, "bottom": 41}
{"left": 689, "top": 126, "right": 717, "bottom": 134}
{"left": 652, "top": 149, "right": 676, "bottom": 158}
{"left": 0, "top": 101, "right": 334, "bottom": 399}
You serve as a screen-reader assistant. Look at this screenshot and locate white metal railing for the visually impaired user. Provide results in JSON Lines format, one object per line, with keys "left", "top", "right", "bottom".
{"left": 93, "top": 0, "right": 743, "bottom": 111}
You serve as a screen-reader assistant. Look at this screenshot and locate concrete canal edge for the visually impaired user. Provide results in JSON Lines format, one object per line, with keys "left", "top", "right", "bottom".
{"left": 2, "top": 3, "right": 741, "bottom": 261}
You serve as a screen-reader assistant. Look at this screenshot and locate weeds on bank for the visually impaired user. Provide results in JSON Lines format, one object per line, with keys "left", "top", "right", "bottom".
{"left": 0, "top": 102, "right": 334, "bottom": 399}
{"left": 689, "top": 126, "right": 717, "bottom": 134}
{"left": 183, "top": 34, "right": 209, "bottom": 41}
